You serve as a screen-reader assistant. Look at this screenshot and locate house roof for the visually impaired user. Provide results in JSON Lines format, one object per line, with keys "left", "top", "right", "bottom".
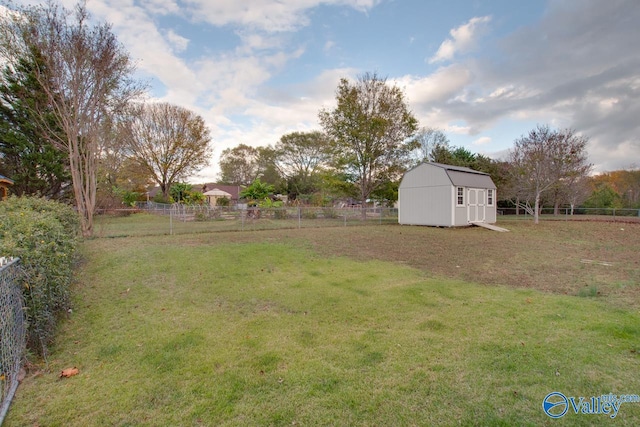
{"left": 203, "top": 188, "right": 232, "bottom": 197}
{"left": 420, "top": 162, "right": 496, "bottom": 189}
{"left": 198, "top": 183, "right": 244, "bottom": 200}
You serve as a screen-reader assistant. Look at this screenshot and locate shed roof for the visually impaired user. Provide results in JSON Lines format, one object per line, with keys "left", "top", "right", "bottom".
{"left": 0, "top": 175, "right": 14, "bottom": 185}
{"left": 424, "top": 162, "right": 496, "bottom": 189}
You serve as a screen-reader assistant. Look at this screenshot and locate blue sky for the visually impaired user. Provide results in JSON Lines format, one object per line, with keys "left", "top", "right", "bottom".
{"left": 15, "top": 0, "right": 640, "bottom": 182}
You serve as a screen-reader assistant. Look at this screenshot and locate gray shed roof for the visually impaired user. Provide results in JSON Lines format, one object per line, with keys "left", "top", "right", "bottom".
{"left": 428, "top": 162, "right": 496, "bottom": 189}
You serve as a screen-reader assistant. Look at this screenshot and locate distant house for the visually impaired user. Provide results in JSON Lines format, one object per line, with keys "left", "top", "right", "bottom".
{"left": 0, "top": 175, "right": 13, "bottom": 201}
{"left": 203, "top": 188, "right": 233, "bottom": 207}
{"left": 199, "top": 184, "right": 243, "bottom": 205}
{"left": 398, "top": 162, "right": 497, "bottom": 227}
{"left": 147, "top": 183, "right": 244, "bottom": 204}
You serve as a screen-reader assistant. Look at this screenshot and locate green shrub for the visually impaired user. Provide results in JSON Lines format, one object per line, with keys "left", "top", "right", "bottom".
{"left": 0, "top": 196, "right": 79, "bottom": 356}
{"left": 322, "top": 207, "right": 339, "bottom": 219}
{"left": 216, "top": 197, "right": 230, "bottom": 207}
{"left": 302, "top": 209, "right": 318, "bottom": 219}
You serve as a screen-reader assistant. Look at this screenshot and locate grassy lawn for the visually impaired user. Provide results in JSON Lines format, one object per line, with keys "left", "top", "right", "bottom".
{"left": 6, "top": 221, "right": 640, "bottom": 425}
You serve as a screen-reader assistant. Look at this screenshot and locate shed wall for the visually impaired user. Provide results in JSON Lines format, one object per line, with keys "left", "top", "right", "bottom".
{"left": 399, "top": 186, "right": 452, "bottom": 226}
{"left": 398, "top": 166, "right": 453, "bottom": 226}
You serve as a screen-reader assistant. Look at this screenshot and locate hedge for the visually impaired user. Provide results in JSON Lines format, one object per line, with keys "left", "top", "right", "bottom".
{"left": 0, "top": 196, "right": 79, "bottom": 356}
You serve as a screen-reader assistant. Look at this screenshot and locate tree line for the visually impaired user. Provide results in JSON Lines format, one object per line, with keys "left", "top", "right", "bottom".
{"left": 1, "top": 2, "right": 637, "bottom": 237}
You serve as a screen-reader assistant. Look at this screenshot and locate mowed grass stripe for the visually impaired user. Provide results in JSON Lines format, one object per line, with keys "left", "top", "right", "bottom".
{"left": 6, "top": 236, "right": 640, "bottom": 426}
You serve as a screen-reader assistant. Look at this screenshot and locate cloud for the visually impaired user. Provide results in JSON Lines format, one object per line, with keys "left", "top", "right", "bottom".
{"left": 398, "top": 64, "right": 472, "bottom": 106}
{"left": 471, "top": 0, "right": 640, "bottom": 171}
{"left": 165, "top": 29, "right": 189, "bottom": 52}
{"left": 184, "top": 0, "right": 380, "bottom": 33}
{"left": 472, "top": 136, "right": 491, "bottom": 146}
{"left": 405, "top": 0, "right": 640, "bottom": 174}
{"left": 429, "top": 16, "right": 491, "bottom": 64}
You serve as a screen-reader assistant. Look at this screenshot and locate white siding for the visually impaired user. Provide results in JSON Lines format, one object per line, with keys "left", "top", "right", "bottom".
{"left": 485, "top": 190, "right": 497, "bottom": 223}
{"left": 399, "top": 186, "right": 452, "bottom": 226}
{"left": 399, "top": 164, "right": 453, "bottom": 226}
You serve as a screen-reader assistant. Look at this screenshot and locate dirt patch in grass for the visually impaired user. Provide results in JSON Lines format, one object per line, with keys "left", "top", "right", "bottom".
{"left": 175, "top": 220, "right": 640, "bottom": 309}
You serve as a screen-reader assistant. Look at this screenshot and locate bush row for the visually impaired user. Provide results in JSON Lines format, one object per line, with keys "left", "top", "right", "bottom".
{"left": 0, "top": 196, "right": 79, "bottom": 356}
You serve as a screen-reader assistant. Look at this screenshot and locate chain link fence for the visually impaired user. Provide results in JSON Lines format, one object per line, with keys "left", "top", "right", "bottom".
{"left": 94, "top": 204, "right": 399, "bottom": 237}
{"left": 497, "top": 207, "right": 640, "bottom": 221}
{"left": 0, "top": 257, "right": 25, "bottom": 425}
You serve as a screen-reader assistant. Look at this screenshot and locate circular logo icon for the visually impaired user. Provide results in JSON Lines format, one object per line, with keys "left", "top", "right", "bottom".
{"left": 543, "top": 392, "right": 569, "bottom": 418}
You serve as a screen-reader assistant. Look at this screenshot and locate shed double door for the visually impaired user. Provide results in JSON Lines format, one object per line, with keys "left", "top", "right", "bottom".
{"left": 467, "top": 188, "right": 486, "bottom": 223}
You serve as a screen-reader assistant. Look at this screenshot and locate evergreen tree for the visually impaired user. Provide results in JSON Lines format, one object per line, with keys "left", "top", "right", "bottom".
{"left": 0, "top": 49, "right": 70, "bottom": 199}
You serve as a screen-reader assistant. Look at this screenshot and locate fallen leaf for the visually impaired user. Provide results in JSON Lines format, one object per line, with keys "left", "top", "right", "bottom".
{"left": 60, "top": 367, "right": 79, "bottom": 378}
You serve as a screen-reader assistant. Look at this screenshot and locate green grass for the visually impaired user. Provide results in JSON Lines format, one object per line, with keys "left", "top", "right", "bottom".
{"left": 6, "top": 224, "right": 640, "bottom": 426}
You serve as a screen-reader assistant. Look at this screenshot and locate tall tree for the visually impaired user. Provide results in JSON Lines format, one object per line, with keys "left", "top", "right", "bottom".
{"left": 411, "top": 127, "right": 450, "bottom": 165}
{"left": 0, "top": 1, "right": 144, "bottom": 236}
{"left": 508, "top": 125, "right": 591, "bottom": 223}
{"left": 275, "top": 130, "right": 330, "bottom": 197}
{"left": 0, "top": 49, "right": 71, "bottom": 199}
{"left": 218, "top": 144, "right": 261, "bottom": 186}
{"left": 124, "top": 102, "right": 212, "bottom": 199}
{"left": 96, "top": 115, "right": 153, "bottom": 208}
{"left": 319, "top": 72, "right": 418, "bottom": 207}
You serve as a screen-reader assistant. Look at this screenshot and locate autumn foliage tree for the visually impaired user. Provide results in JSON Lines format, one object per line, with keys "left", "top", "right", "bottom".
{"left": 319, "top": 72, "right": 418, "bottom": 208}
{"left": 124, "top": 102, "right": 212, "bottom": 200}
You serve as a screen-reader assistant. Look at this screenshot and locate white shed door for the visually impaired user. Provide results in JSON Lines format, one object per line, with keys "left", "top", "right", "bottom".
{"left": 468, "top": 188, "right": 486, "bottom": 223}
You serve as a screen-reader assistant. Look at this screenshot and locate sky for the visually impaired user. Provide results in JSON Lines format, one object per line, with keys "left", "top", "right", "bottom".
{"left": 12, "top": 0, "right": 640, "bottom": 182}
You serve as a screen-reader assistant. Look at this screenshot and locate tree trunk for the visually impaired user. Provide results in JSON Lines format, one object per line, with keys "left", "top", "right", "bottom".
{"left": 534, "top": 193, "right": 540, "bottom": 224}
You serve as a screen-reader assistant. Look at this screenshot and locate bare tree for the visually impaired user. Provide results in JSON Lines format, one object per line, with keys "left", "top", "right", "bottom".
{"left": 124, "top": 102, "right": 212, "bottom": 199}
{"left": 410, "top": 126, "right": 450, "bottom": 165}
{"left": 0, "top": 1, "right": 144, "bottom": 236}
{"left": 508, "top": 125, "right": 591, "bottom": 223}
{"left": 564, "top": 176, "right": 592, "bottom": 215}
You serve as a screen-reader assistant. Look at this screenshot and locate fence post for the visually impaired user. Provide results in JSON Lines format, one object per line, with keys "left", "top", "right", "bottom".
{"left": 298, "top": 207, "right": 301, "bottom": 229}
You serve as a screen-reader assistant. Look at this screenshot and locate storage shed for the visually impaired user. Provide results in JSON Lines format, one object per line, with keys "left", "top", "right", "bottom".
{"left": 398, "top": 162, "right": 497, "bottom": 227}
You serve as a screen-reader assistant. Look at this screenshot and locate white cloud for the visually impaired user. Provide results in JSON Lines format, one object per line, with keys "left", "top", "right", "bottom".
{"left": 165, "top": 29, "right": 189, "bottom": 52}
{"left": 429, "top": 16, "right": 491, "bottom": 64}
{"left": 140, "top": 0, "right": 181, "bottom": 15}
{"left": 398, "top": 64, "right": 472, "bottom": 106}
{"left": 472, "top": 136, "right": 491, "bottom": 146}
{"left": 184, "top": 0, "right": 380, "bottom": 33}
